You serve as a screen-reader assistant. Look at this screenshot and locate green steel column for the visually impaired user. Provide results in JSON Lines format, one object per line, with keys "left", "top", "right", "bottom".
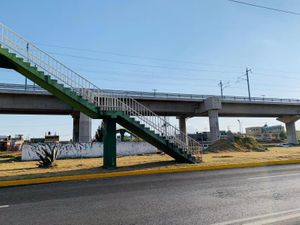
{"left": 103, "top": 117, "right": 117, "bottom": 169}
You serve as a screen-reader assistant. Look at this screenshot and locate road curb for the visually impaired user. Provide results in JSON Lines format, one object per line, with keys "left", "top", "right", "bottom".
{"left": 1, "top": 159, "right": 300, "bottom": 188}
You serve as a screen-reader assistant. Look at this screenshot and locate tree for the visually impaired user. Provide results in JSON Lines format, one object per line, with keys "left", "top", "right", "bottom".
{"left": 279, "top": 131, "right": 287, "bottom": 140}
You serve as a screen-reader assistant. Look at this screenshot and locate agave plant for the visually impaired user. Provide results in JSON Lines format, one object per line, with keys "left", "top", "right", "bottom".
{"left": 35, "top": 144, "right": 58, "bottom": 168}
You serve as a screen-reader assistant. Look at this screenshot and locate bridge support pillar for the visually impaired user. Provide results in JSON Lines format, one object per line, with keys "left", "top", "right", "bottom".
{"left": 103, "top": 117, "right": 117, "bottom": 169}
{"left": 72, "top": 114, "right": 80, "bottom": 142}
{"left": 72, "top": 112, "right": 92, "bottom": 142}
{"left": 277, "top": 116, "right": 300, "bottom": 144}
{"left": 177, "top": 116, "right": 188, "bottom": 144}
{"left": 208, "top": 109, "right": 220, "bottom": 143}
{"left": 178, "top": 116, "right": 187, "bottom": 134}
{"left": 286, "top": 122, "right": 297, "bottom": 144}
{"left": 203, "top": 97, "right": 222, "bottom": 143}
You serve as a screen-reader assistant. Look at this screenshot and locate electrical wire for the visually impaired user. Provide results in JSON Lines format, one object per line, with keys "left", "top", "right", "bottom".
{"left": 49, "top": 51, "right": 242, "bottom": 74}
{"left": 35, "top": 43, "right": 300, "bottom": 80}
{"left": 35, "top": 42, "right": 244, "bottom": 69}
{"left": 228, "top": 0, "right": 300, "bottom": 16}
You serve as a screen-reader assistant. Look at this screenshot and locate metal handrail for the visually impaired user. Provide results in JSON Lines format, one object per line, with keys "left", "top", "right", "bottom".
{"left": 0, "top": 22, "right": 202, "bottom": 161}
{"left": 0, "top": 83, "right": 299, "bottom": 105}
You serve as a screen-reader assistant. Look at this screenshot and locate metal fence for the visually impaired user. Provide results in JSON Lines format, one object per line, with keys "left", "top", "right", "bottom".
{"left": 0, "top": 83, "right": 299, "bottom": 105}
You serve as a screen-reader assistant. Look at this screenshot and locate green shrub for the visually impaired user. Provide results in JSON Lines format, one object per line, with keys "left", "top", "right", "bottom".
{"left": 36, "top": 144, "right": 58, "bottom": 168}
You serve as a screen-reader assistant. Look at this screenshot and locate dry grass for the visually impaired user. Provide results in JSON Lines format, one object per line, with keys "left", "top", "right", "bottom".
{"left": 203, "top": 147, "right": 300, "bottom": 165}
{"left": 1, "top": 147, "right": 300, "bottom": 181}
{"left": 0, "top": 153, "right": 176, "bottom": 181}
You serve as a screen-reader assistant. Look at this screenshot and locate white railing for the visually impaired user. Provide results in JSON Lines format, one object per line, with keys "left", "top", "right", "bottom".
{"left": 1, "top": 83, "right": 300, "bottom": 105}
{"left": 0, "top": 22, "right": 202, "bottom": 161}
{"left": 97, "top": 95, "right": 201, "bottom": 158}
{"left": 0, "top": 23, "right": 102, "bottom": 99}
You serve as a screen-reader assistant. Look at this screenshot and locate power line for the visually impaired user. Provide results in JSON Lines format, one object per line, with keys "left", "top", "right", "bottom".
{"left": 36, "top": 43, "right": 300, "bottom": 79}
{"left": 3, "top": 69, "right": 298, "bottom": 93}
{"left": 228, "top": 0, "right": 300, "bottom": 16}
{"left": 70, "top": 64, "right": 300, "bottom": 82}
{"left": 2, "top": 65, "right": 300, "bottom": 93}
{"left": 70, "top": 67, "right": 300, "bottom": 92}
{"left": 71, "top": 66, "right": 300, "bottom": 89}
{"left": 86, "top": 76, "right": 300, "bottom": 92}
{"left": 35, "top": 42, "right": 243, "bottom": 69}
{"left": 45, "top": 49, "right": 300, "bottom": 81}
{"left": 1, "top": 65, "right": 300, "bottom": 91}
{"left": 74, "top": 67, "right": 236, "bottom": 82}
{"left": 48, "top": 51, "right": 242, "bottom": 74}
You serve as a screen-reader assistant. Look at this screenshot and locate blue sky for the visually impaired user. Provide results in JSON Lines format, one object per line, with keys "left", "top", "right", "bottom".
{"left": 0, "top": 0, "right": 300, "bottom": 140}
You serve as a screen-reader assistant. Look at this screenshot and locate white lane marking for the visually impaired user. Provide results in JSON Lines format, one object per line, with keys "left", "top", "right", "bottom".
{"left": 0, "top": 205, "right": 9, "bottom": 208}
{"left": 243, "top": 212, "right": 300, "bottom": 225}
{"left": 211, "top": 207, "right": 300, "bottom": 225}
{"left": 248, "top": 172, "right": 300, "bottom": 180}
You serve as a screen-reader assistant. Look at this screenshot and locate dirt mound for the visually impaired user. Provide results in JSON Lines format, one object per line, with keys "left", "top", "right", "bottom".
{"left": 205, "top": 137, "right": 267, "bottom": 153}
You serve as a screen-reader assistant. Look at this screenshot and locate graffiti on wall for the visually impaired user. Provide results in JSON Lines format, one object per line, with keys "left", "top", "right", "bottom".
{"left": 22, "top": 142, "right": 157, "bottom": 161}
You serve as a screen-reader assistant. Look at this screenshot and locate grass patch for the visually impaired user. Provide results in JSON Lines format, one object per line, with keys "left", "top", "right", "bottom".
{"left": 0, "top": 151, "right": 21, "bottom": 163}
{"left": 1, "top": 147, "right": 300, "bottom": 182}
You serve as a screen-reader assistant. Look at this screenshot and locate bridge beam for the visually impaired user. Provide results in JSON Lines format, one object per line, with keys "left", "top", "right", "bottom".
{"left": 277, "top": 116, "right": 300, "bottom": 144}
{"left": 103, "top": 117, "right": 117, "bottom": 169}
{"left": 72, "top": 112, "right": 92, "bottom": 142}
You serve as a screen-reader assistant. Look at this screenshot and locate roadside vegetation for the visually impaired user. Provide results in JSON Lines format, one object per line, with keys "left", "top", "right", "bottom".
{"left": 35, "top": 144, "right": 58, "bottom": 168}
{"left": 0, "top": 151, "right": 21, "bottom": 163}
{"left": 206, "top": 137, "right": 267, "bottom": 153}
{"left": 1, "top": 146, "right": 300, "bottom": 182}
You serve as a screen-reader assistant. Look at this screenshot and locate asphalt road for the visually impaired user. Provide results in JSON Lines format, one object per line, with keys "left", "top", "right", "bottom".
{"left": 2, "top": 164, "right": 300, "bottom": 225}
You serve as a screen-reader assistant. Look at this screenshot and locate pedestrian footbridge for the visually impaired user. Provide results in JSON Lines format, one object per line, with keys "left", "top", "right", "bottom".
{"left": 0, "top": 23, "right": 202, "bottom": 168}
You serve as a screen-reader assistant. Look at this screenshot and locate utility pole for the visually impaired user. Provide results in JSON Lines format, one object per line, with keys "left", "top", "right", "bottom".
{"left": 246, "top": 67, "right": 252, "bottom": 101}
{"left": 152, "top": 88, "right": 157, "bottom": 97}
{"left": 218, "top": 80, "right": 230, "bottom": 98}
{"left": 218, "top": 80, "right": 223, "bottom": 98}
{"left": 25, "top": 78, "right": 27, "bottom": 90}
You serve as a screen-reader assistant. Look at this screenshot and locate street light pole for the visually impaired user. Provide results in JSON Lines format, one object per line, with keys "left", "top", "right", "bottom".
{"left": 237, "top": 119, "right": 242, "bottom": 134}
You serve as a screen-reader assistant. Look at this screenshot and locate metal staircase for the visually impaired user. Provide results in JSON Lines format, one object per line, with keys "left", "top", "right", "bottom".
{"left": 0, "top": 23, "right": 202, "bottom": 166}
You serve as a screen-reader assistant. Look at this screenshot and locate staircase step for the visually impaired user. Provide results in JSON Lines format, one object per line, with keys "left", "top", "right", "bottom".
{"left": 57, "top": 83, "right": 64, "bottom": 88}
{"left": 22, "top": 62, "right": 32, "bottom": 67}
{"left": 64, "top": 87, "right": 72, "bottom": 93}
{"left": 16, "top": 56, "right": 24, "bottom": 61}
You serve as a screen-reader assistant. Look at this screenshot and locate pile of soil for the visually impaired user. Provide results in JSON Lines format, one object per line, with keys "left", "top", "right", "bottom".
{"left": 205, "top": 136, "right": 267, "bottom": 153}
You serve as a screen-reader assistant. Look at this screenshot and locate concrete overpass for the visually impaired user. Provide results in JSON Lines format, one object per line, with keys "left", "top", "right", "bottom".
{"left": 0, "top": 83, "right": 299, "bottom": 144}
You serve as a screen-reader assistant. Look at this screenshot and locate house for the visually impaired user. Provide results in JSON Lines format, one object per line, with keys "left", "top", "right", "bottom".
{"left": 30, "top": 132, "right": 60, "bottom": 144}
{"left": 246, "top": 124, "right": 284, "bottom": 141}
{"left": 0, "top": 134, "right": 24, "bottom": 151}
